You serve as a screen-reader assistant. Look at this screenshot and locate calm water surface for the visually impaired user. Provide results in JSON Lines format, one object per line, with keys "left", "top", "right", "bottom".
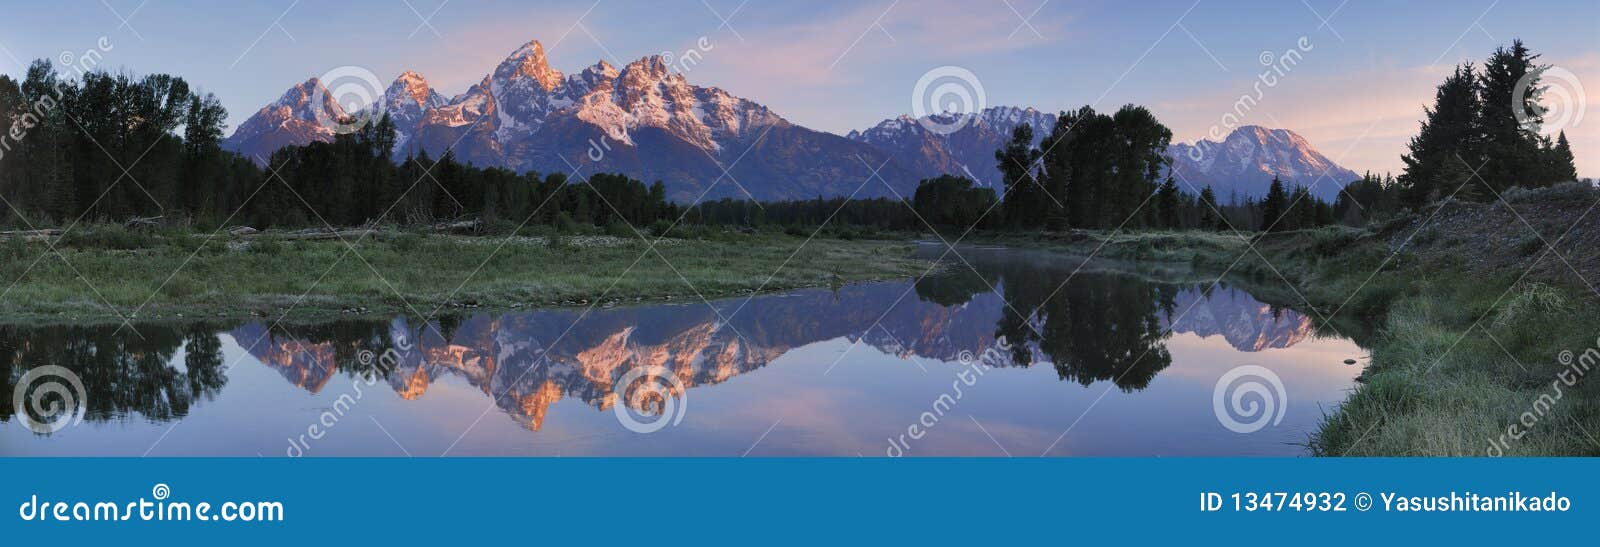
{"left": 2, "top": 246, "right": 1364, "bottom": 456}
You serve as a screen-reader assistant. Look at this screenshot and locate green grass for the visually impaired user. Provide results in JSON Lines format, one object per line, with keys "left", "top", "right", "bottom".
{"left": 0, "top": 227, "right": 928, "bottom": 323}
{"left": 1190, "top": 225, "right": 1600, "bottom": 456}
{"left": 1052, "top": 223, "right": 1600, "bottom": 456}
{"left": 968, "top": 229, "right": 1249, "bottom": 263}
{"left": 1308, "top": 276, "right": 1600, "bottom": 456}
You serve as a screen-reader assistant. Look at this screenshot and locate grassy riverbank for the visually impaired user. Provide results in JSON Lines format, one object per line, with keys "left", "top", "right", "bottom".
{"left": 988, "top": 186, "right": 1600, "bottom": 456}
{"left": 5, "top": 186, "right": 1597, "bottom": 456}
{"left": 0, "top": 227, "right": 928, "bottom": 323}
{"left": 1217, "top": 193, "right": 1599, "bottom": 456}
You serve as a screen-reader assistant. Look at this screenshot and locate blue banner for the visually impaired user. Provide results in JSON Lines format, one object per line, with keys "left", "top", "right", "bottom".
{"left": 2, "top": 458, "right": 1593, "bottom": 544}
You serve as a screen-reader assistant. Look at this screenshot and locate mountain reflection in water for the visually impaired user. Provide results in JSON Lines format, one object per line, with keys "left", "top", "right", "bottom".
{"left": 2, "top": 248, "right": 1354, "bottom": 456}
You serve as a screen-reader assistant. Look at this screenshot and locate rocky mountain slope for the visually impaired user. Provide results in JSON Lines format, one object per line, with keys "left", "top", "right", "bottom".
{"left": 1168, "top": 126, "right": 1359, "bottom": 201}
{"left": 225, "top": 39, "right": 918, "bottom": 202}
{"left": 851, "top": 112, "right": 1358, "bottom": 201}
{"left": 225, "top": 38, "right": 1359, "bottom": 204}
{"left": 846, "top": 107, "right": 1057, "bottom": 188}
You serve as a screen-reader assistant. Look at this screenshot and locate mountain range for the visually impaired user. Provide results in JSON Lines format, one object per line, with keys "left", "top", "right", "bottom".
{"left": 224, "top": 38, "right": 1360, "bottom": 203}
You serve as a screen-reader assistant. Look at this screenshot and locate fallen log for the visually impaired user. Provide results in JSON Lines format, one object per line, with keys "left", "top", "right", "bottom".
{"left": 274, "top": 228, "right": 381, "bottom": 241}
{"left": 0, "top": 229, "right": 62, "bottom": 240}
{"left": 433, "top": 219, "right": 482, "bottom": 234}
{"left": 124, "top": 216, "right": 163, "bottom": 229}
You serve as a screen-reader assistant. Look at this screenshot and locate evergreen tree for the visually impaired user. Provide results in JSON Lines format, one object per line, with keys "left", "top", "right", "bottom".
{"left": 1399, "top": 63, "right": 1482, "bottom": 207}
{"left": 1260, "top": 177, "right": 1288, "bottom": 231}
{"left": 1155, "top": 176, "right": 1181, "bottom": 229}
{"left": 1197, "top": 186, "right": 1220, "bottom": 231}
{"left": 1545, "top": 131, "right": 1578, "bottom": 183}
{"left": 1477, "top": 39, "right": 1549, "bottom": 190}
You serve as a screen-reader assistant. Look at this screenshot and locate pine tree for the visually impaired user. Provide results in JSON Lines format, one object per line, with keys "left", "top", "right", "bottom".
{"left": 1197, "top": 186, "right": 1220, "bottom": 231}
{"left": 1260, "top": 177, "right": 1288, "bottom": 232}
{"left": 1155, "top": 176, "right": 1181, "bottom": 229}
{"left": 1477, "top": 39, "right": 1549, "bottom": 190}
{"left": 1546, "top": 131, "right": 1578, "bottom": 183}
{"left": 1400, "top": 63, "right": 1482, "bottom": 207}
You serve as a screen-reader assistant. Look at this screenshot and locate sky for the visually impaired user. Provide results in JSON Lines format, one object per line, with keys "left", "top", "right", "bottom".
{"left": 0, "top": 0, "right": 1595, "bottom": 177}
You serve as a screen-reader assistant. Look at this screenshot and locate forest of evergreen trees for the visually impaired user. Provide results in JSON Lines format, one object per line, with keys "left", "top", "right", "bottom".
{"left": 0, "top": 37, "right": 1580, "bottom": 237}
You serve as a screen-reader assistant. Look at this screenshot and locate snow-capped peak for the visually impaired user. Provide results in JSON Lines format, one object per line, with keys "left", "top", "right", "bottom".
{"left": 849, "top": 106, "right": 1055, "bottom": 144}
{"left": 494, "top": 39, "right": 563, "bottom": 92}
{"left": 267, "top": 77, "right": 345, "bottom": 122}
{"left": 388, "top": 70, "right": 441, "bottom": 107}
{"left": 620, "top": 55, "right": 671, "bottom": 81}
{"left": 1168, "top": 125, "right": 1359, "bottom": 200}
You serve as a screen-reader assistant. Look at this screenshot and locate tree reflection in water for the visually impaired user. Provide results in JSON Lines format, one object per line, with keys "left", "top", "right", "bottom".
{"left": 1, "top": 323, "right": 226, "bottom": 426}
{"left": 3, "top": 251, "right": 1324, "bottom": 433}
{"left": 916, "top": 259, "right": 1174, "bottom": 391}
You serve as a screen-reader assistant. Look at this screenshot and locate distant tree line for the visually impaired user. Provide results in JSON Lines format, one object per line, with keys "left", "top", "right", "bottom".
{"left": 256, "top": 118, "right": 676, "bottom": 229}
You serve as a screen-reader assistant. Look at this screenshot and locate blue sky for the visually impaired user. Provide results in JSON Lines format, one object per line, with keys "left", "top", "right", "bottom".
{"left": 1, "top": 0, "right": 1595, "bottom": 176}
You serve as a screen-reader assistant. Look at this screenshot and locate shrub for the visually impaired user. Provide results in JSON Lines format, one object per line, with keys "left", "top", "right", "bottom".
{"left": 605, "top": 222, "right": 636, "bottom": 238}
{"left": 1502, "top": 181, "right": 1599, "bottom": 203}
{"left": 391, "top": 232, "right": 425, "bottom": 253}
